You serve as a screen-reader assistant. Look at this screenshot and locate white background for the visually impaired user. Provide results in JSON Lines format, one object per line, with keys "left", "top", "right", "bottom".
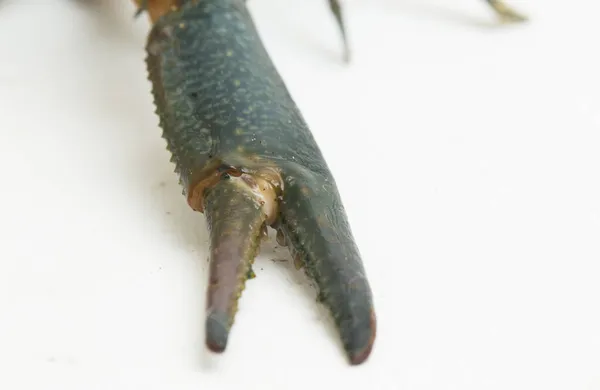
{"left": 0, "top": 0, "right": 599, "bottom": 388}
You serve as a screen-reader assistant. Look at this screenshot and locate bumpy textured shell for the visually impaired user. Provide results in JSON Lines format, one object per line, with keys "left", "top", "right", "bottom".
{"left": 145, "top": 0, "right": 329, "bottom": 193}
{"left": 145, "top": 0, "right": 375, "bottom": 362}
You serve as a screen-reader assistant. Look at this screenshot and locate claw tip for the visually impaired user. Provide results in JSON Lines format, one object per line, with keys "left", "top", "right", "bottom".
{"left": 346, "top": 309, "right": 377, "bottom": 366}
{"left": 348, "top": 343, "right": 374, "bottom": 365}
{"left": 206, "top": 341, "right": 227, "bottom": 353}
{"left": 205, "top": 311, "right": 230, "bottom": 353}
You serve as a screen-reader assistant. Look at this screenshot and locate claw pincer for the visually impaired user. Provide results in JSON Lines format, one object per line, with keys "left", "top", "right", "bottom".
{"left": 143, "top": 0, "right": 375, "bottom": 364}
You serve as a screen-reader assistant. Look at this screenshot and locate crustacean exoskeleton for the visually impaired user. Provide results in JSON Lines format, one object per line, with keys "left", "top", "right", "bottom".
{"left": 130, "top": 0, "right": 527, "bottom": 365}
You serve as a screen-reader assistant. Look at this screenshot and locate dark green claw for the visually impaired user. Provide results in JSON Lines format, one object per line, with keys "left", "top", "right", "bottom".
{"left": 141, "top": 0, "right": 527, "bottom": 366}
{"left": 144, "top": 0, "right": 376, "bottom": 364}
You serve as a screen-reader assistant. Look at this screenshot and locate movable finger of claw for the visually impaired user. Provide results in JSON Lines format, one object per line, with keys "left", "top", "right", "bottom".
{"left": 203, "top": 178, "right": 268, "bottom": 353}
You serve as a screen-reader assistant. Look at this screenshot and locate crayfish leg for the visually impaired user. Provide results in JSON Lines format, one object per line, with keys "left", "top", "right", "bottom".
{"left": 327, "top": 0, "right": 350, "bottom": 62}
{"left": 485, "top": 0, "right": 528, "bottom": 23}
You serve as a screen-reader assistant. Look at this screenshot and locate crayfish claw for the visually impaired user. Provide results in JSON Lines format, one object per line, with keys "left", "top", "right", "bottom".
{"left": 140, "top": 0, "right": 375, "bottom": 364}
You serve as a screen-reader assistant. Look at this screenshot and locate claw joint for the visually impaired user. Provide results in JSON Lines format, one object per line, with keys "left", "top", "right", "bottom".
{"left": 188, "top": 166, "right": 283, "bottom": 226}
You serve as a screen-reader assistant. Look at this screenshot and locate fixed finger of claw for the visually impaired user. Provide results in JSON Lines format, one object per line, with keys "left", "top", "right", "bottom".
{"left": 202, "top": 172, "right": 279, "bottom": 353}
{"left": 142, "top": 0, "right": 374, "bottom": 364}
{"left": 277, "top": 174, "right": 376, "bottom": 365}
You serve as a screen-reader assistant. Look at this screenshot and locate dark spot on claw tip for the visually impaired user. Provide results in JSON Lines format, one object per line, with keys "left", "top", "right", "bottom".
{"left": 349, "top": 342, "right": 374, "bottom": 365}
{"left": 348, "top": 310, "right": 377, "bottom": 365}
{"left": 205, "top": 312, "right": 230, "bottom": 353}
{"left": 207, "top": 340, "right": 226, "bottom": 353}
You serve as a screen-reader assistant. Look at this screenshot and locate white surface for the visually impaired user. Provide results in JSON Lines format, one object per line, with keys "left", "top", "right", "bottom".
{"left": 0, "top": 0, "right": 599, "bottom": 388}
